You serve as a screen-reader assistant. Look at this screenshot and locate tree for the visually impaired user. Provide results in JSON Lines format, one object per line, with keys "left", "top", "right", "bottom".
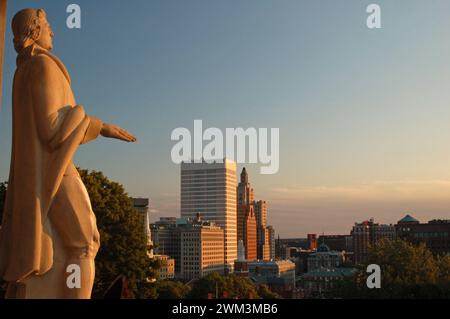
{"left": 329, "top": 239, "right": 450, "bottom": 299}
{"left": 150, "top": 280, "right": 191, "bottom": 299}
{"left": 78, "top": 168, "right": 157, "bottom": 298}
{"left": 187, "top": 272, "right": 261, "bottom": 299}
{"left": 437, "top": 255, "right": 450, "bottom": 283}
{"left": 257, "top": 284, "right": 281, "bottom": 299}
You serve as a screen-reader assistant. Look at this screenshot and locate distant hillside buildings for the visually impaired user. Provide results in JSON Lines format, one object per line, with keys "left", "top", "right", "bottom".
{"left": 277, "top": 215, "right": 449, "bottom": 298}
{"left": 396, "top": 215, "right": 450, "bottom": 256}
{"left": 147, "top": 158, "right": 450, "bottom": 297}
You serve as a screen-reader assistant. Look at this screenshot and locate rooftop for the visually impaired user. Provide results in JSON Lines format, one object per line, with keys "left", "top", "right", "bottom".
{"left": 398, "top": 214, "right": 420, "bottom": 224}
{"left": 301, "top": 267, "right": 356, "bottom": 278}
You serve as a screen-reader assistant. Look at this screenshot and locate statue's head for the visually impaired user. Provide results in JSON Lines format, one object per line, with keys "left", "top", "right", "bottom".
{"left": 12, "top": 8, "right": 54, "bottom": 53}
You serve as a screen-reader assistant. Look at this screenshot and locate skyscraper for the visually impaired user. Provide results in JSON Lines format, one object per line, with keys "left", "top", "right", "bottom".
{"left": 254, "top": 200, "right": 270, "bottom": 261}
{"left": 237, "top": 168, "right": 257, "bottom": 261}
{"left": 267, "top": 225, "right": 275, "bottom": 260}
{"left": 181, "top": 159, "right": 237, "bottom": 272}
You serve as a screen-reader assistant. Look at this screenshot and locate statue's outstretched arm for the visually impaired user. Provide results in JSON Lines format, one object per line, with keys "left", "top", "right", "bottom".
{"left": 30, "top": 54, "right": 136, "bottom": 147}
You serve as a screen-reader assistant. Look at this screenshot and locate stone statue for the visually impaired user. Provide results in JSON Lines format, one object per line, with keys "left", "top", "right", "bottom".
{"left": 0, "top": 8, "right": 137, "bottom": 299}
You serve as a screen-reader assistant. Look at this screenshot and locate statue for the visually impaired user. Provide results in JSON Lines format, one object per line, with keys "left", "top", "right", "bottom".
{"left": 0, "top": 8, "right": 137, "bottom": 299}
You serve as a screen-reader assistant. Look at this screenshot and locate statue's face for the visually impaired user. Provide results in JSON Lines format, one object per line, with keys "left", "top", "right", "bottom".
{"left": 35, "top": 16, "right": 54, "bottom": 50}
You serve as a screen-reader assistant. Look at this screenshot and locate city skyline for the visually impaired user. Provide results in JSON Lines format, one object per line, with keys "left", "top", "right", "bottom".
{"left": 1, "top": 1, "right": 450, "bottom": 238}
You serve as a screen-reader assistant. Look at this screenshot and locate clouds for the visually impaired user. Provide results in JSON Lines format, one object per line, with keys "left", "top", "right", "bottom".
{"left": 270, "top": 180, "right": 450, "bottom": 202}
{"left": 266, "top": 180, "right": 450, "bottom": 237}
{"left": 147, "top": 192, "right": 180, "bottom": 223}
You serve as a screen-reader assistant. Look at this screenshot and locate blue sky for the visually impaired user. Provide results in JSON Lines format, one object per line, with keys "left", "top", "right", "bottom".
{"left": 1, "top": 0, "right": 450, "bottom": 237}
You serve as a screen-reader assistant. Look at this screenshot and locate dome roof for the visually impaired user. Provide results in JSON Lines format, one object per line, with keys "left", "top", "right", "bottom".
{"left": 317, "top": 243, "right": 330, "bottom": 253}
{"left": 398, "top": 214, "right": 419, "bottom": 224}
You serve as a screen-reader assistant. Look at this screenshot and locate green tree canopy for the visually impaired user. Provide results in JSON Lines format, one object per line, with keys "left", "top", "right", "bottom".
{"left": 187, "top": 272, "right": 262, "bottom": 299}
{"left": 330, "top": 239, "right": 450, "bottom": 299}
{"left": 257, "top": 284, "right": 281, "bottom": 299}
{"left": 150, "top": 280, "right": 191, "bottom": 299}
{"left": 78, "top": 168, "right": 157, "bottom": 298}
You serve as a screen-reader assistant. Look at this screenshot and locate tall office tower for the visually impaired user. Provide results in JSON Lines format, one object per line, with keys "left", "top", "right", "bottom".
{"left": 181, "top": 159, "right": 237, "bottom": 272}
{"left": 237, "top": 168, "right": 257, "bottom": 261}
{"left": 254, "top": 200, "right": 267, "bottom": 227}
{"left": 237, "top": 168, "right": 254, "bottom": 205}
{"left": 275, "top": 234, "right": 284, "bottom": 259}
{"left": 267, "top": 225, "right": 275, "bottom": 260}
{"left": 254, "top": 200, "right": 270, "bottom": 260}
{"left": 244, "top": 206, "right": 257, "bottom": 260}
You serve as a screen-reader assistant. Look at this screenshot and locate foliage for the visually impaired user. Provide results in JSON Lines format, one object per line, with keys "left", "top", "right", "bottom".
{"left": 257, "top": 284, "right": 281, "bottom": 299}
{"left": 187, "top": 272, "right": 261, "bottom": 299}
{"left": 78, "top": 168, "right": 157, "bottom": 298}
{"left": 150, "top": 280, "right": 192, "bottom": 299}
{"left": 329, "top": 239, "right": 450, "bottom": 299}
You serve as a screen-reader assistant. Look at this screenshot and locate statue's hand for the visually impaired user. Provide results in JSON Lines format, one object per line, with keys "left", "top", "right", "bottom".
{"left": 100, "top": 123, "right": 137, "bottom": 142}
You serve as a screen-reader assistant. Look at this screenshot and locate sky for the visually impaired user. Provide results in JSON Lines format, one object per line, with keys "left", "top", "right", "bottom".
{"left": 1, "top": 0, "right": 450, "bottom": 238}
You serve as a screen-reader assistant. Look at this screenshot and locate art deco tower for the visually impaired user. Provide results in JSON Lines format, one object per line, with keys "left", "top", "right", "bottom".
{"left": 236, "top": 168, "right": 257, "bottom": 261}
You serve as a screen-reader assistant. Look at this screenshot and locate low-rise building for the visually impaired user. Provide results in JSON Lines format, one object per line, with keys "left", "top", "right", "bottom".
{"left": 301, "top": 268, "right": 356, "bottom": 298}
{"left": 180, "top": 214, "right": 225, "bottom": 281}
{"left": 151, "top": 215, "right": 225, "bottom": 280}
{"left": 396, "top": 214, "right": 450, "bottom": 256}
{"left": 300, "top": 243, "right": 355, "bottom": 298}
{"left": 317, "top": 234, "right": 353, "bottom": 252}
{"left": 307, "top": 243, "right": 345, "bottom": 271}
{"left": 154, "top": 255, "right": 175, "bottom": 280}
{"left": 247, "top": 260, "right": 296, "bottom": 297}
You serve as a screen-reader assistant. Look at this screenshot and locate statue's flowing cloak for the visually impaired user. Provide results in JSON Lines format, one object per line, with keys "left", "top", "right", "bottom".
{"left": 0, "top": 44, "right": 102, "bottom": 281}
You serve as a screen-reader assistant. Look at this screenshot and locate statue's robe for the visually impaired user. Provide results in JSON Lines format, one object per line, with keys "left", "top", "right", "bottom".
{"left": 0, "top": 44, "right": 102, "bottom": 282}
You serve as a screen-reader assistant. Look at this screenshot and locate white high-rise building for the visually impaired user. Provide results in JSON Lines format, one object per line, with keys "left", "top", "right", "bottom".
{"left": 181, "top": 159, "right": 237, "bottom": 272}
